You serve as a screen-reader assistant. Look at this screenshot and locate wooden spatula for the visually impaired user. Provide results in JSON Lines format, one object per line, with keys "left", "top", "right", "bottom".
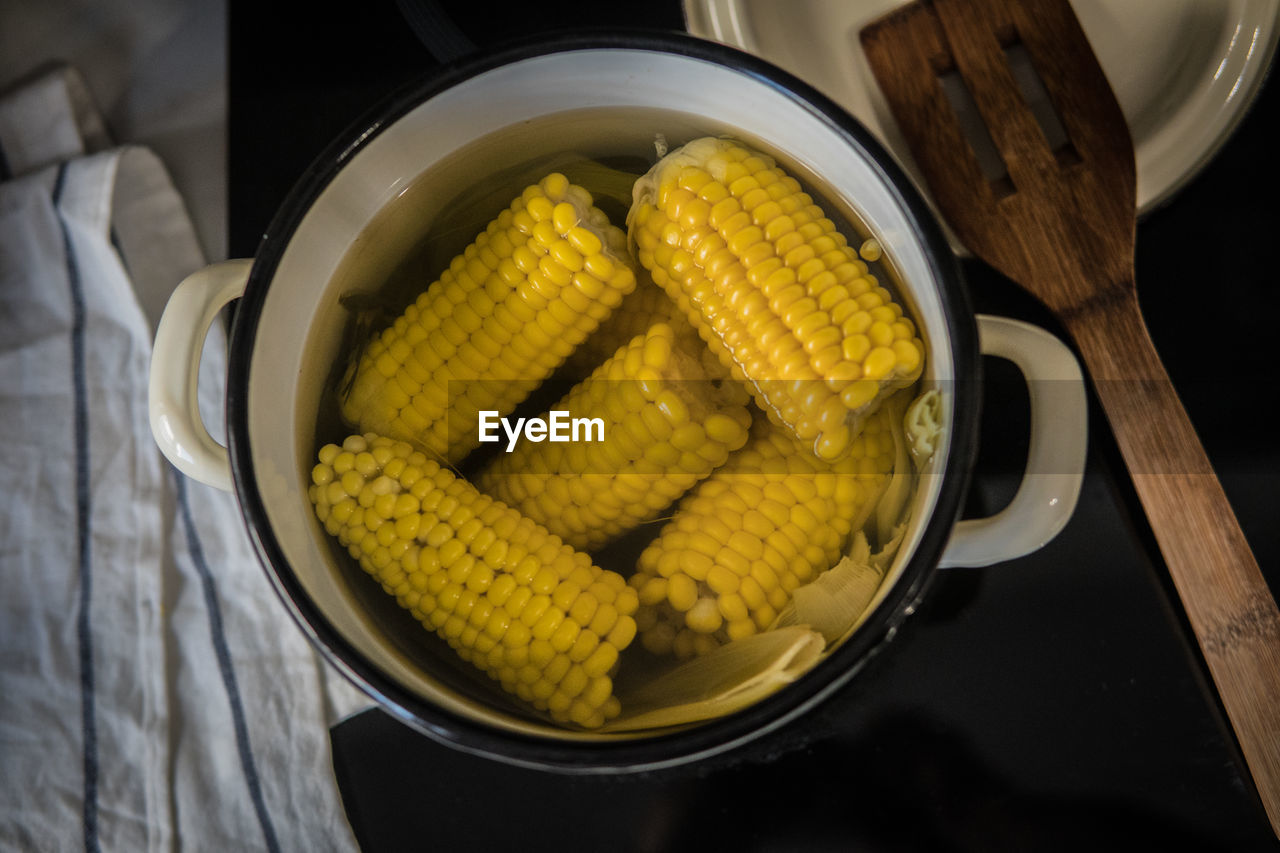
{"left": 862, "top": 0, "right": 1280, "bottom": 835}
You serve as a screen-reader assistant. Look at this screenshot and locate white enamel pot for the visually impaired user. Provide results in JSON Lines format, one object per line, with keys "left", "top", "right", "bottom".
{"left": 149, "top": 33, "right": 1087, "bottom": 771}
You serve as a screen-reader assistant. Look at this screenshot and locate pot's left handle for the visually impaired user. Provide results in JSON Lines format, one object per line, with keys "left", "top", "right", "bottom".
{"left": 939, "top": 315, "right": 1087, "bottom": 568}
{"left": 148, "top": 259, "right": 253, "bottom": 492}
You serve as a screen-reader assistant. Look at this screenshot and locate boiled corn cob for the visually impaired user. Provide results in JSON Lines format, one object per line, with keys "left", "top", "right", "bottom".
{"left": 561, "top": 271, "right": 718, "bottom": 379}
{"left": 308, "top": 433, "right": 639, "bottom": 728}
{"left": 628, "top": 408, "right": 897, "bottom": 659}
{"left": 476, "top": 323, "right": 752, "bottom": 552}
{"left": 341, "top": 173, "right": 637, "bottom": 465}
{"left": 628, "top": 137, "right": 924, "bottom": 461}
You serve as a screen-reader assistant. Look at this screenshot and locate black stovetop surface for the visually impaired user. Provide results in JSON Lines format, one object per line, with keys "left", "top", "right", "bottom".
{"left": 230, "top": 3, "right": 1279, "bottom": 849}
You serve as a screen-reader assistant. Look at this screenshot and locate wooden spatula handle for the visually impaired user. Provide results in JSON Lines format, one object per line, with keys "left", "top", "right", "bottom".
{"left": 1066, "top": 292, "right": 1280, "bottom": 831}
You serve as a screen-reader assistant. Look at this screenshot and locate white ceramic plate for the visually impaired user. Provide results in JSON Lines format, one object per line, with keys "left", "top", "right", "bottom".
{"left": 684, "top": 0, "right": 1279, "bottom": 215}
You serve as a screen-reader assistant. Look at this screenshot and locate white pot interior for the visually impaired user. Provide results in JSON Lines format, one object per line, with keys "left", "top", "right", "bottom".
{"left": 242, "top": 47, "right": 959, "bottom": 741}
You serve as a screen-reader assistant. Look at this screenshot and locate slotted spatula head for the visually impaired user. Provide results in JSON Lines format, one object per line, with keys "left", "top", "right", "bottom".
{"left": 861, "top": 0, "right": 1136, "bottom": 318}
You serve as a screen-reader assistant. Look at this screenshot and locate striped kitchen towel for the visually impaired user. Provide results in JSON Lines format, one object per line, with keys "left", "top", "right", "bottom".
{"left": 0, "top": 65, "right": 368, "bottom": 852}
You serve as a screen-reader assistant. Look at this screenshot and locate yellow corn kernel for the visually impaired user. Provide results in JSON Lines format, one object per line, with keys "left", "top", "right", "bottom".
{"left": 627, "top": 137, "right": 925, "bottom": 460}
{"left": 308, "top": 433, "right": 634, "bottom": 727}
{"left": 341, "top": 173, "right": 637, "bottom": 465}
{"left": 628, "top": 409, "right": 895, "bottom": 658}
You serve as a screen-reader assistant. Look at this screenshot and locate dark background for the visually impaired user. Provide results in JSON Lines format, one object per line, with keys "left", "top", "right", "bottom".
{"left": 229, "top": 2, "right": 1279, "bottom": 849}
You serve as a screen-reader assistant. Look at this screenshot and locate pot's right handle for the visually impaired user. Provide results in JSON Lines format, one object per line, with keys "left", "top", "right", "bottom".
{"left": 148, "top": 259, "right": 252, "bottom": 493}
{"left": 938, "top": 315, "right": 1087, "bottom": 568}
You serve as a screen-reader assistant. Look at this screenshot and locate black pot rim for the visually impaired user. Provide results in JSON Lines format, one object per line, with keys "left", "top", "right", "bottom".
{"left": 225, "top": 29, "right": 979, "bottom": 772}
